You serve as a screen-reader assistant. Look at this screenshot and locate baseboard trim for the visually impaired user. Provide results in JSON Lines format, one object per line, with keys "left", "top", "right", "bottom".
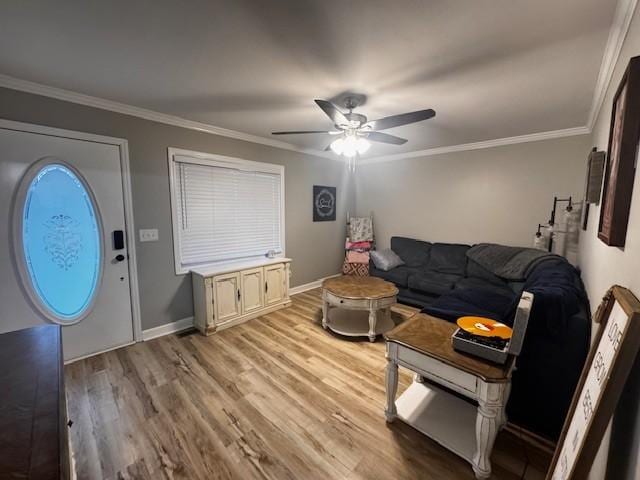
{"left": 504, "top": 423, "right": 556, "bottom": 454}
{"left": 142, "top": 316, "right": 195, "bottom": 341}
{"left": 137, "top": 274, "right": 340, "bottom": 341}
{"left": 290, "top": 273, "right": 341, "bottom": 295}
{"left": 64, "top": 340, "right": 136, "bottom": 364}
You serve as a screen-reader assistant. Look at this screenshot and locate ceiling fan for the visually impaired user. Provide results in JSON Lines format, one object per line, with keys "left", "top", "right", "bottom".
{"left": 272, "top": 95, "right": 435, "bottom": 157}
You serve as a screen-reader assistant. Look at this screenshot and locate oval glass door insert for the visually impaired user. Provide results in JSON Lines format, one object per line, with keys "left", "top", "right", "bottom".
{"left": 22, "top": 163, "right": 102, "bottom": 322}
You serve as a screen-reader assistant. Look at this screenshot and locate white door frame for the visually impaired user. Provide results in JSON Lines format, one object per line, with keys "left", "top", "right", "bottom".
{"left": 0, "top": 118, "right": 143, "bottom": 343}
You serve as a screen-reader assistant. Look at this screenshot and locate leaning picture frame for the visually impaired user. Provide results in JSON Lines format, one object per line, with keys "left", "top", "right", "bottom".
{"left": 598, "top": 56, "right": 640, "bottom": 247}
{"left": 546, "top": 285, "right": 640, "bottom": 480}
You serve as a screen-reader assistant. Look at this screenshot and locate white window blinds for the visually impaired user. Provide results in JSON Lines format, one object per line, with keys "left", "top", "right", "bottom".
{"left": 171, "top": 154, "right": 283, "bottom": 272}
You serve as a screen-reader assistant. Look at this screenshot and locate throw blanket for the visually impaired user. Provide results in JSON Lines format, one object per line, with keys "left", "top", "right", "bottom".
{"left": 349, "top": 217, "right": 373, "bottom": 242}
{"left": 346, "top": 251, "right": 370, "bottom": 264}
{"left": 345, "top": 240, "right": 372, "bottom": 251}
{"left": 467, "top": 243, "right": 558, "bottom": 281}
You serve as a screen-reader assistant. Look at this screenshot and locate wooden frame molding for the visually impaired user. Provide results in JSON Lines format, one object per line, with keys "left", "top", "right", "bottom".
{"left": 547, "top": 286, "right": 640, "bottom": 480}
{"left": 598, "top": 56, "right": 640, "bottom": 246}
{"left": 167, "top": 147, "right": 286, "bottom": 275}
{"left": 0, "top": 119, "right": 143, "bottom": 343}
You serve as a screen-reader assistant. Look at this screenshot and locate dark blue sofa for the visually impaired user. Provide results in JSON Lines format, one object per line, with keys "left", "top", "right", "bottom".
{"left": 370, "top": 236, "right": 591, "bottom": 441}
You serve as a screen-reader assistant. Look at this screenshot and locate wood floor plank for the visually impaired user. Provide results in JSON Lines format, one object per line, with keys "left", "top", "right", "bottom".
{"left": 65, "top": 287, "right": 550, "bottom": 479}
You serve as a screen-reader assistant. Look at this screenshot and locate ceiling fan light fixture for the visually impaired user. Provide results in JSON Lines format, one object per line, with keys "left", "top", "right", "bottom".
{"left": 330, "top": 134, "right": 370, "bottom": 157}
{"left": 273, "top": 98, "right": 434, "bottom": 155}
{"left": 330, "top": 137, "right": 345, "bottom": 155}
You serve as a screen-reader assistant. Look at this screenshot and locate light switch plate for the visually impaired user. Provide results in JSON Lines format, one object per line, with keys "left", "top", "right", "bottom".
{"left": 139, "top": 229, "right": 159, "bottom": 242}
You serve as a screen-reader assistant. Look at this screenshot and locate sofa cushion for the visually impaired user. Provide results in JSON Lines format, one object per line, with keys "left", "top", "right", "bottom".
{"left": 370, "top": 265, "right": 419, "bottom": 288}
{"left": 390, "top": 237, "right": 431, "bottom": 267}
{"left": 370, "top": 248, "right": 404, "bottom": 271}
{"left": 396, "top": 287, "right": 439, "bottom": 308}
{"left": 408, "top": 271, "right": 461, "bottom": 296}
{"left": 421, "top": 287, "right": 517, "bottom": 324}
{"left": 455, "top": 277, "right": 512, "bottom": 296}
{"left": 467, "top": 259, "right": 505, "bottom": 285}
{"left": 427, "top": 243, "right": 470, "bottom": 275}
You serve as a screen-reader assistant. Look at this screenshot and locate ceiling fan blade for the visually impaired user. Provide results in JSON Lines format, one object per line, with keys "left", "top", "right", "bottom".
{"left": 272, "top": 130, "right": 340, "bottom": 135}
{"left": 365, "top": 109, "right": 435, "bottom": 131}
{"left": 315, "top": 99, "right": 349, "bottom": 126}
{"left": 366, "top": 131, "right": 408, "bottom": 145}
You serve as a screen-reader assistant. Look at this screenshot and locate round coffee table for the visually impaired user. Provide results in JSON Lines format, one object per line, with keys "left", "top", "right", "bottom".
{"left": 322, "top": 276, "right": 399, "bottom": 342}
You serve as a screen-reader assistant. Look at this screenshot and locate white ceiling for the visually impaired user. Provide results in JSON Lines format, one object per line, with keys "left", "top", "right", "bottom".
{"left": 0, "top": 0, "right": 618, "bottom": 157}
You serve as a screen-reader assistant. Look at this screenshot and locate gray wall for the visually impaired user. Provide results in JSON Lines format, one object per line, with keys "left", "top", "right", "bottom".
{"left": 0, "top": 87, "right": 352, "bottom": 330}
{"left": 355, "top": 134, "right": 591, "bottom": 249}
{"left": 579, "top": 4, "right": 640, "bottom": 479}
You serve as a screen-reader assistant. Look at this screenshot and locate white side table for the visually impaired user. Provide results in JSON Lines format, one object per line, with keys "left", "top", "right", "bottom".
{"left": 384, "top": 313, "right": 514, "bottom": 479}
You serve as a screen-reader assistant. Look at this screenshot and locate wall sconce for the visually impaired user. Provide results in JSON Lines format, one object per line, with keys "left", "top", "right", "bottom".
{"left": 533, "top": 196, "right": 581, "bottom": 259}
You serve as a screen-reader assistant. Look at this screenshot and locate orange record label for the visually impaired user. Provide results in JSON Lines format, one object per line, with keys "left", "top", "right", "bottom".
{"left": 456, "top": 316, "right": 513, "bottom": 339}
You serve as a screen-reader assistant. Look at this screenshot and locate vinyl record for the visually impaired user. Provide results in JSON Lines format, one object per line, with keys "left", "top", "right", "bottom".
{"left": 457, "top": 316, "right": 512, "bottom": 339}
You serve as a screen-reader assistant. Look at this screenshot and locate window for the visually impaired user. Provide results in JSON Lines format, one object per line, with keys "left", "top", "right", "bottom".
{"left": 19, "top": 162, "right": 102, "bottom": 323}
{"left": 168, "top": 149, "right": 285, "bottom": 274}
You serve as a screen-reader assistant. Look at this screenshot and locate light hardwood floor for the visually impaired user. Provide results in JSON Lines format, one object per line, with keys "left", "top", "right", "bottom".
{"left": 65, "top": 288, "right": 550, "bottom": 479}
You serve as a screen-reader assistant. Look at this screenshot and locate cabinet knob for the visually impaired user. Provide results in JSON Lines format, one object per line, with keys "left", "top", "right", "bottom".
{"left": 237, "top": 289, "right": 241, "bottom": 301}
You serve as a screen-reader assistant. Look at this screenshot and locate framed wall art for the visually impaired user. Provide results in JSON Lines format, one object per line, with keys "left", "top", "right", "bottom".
{"left": 313, "top": 185, "right": 336, "bottom": 222}
{"left": 598, "top": 56, "right": 640, "bottom": 247}
{"left": 582, "top": 148, "right": 606, "bottom": 231}
{"left": 546, "top": 285, "right": 640, "bottom": 480}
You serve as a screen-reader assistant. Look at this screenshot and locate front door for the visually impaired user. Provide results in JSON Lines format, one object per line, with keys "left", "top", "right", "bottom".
{"left": 0, "top": 122, "right": 135, "bottom": 360}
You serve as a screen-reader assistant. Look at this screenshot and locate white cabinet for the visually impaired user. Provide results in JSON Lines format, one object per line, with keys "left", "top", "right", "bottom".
{"left": 191, "top": 258, "right": 291, "bottom": 335}
{"left": 240, "top": 267, "right": 264, "bottom": 314}
{"left": 213, "top": 272, "right": 241, "bottom": 323}
{"left": 264, "top": 263, "right": 287, "bottom": 306}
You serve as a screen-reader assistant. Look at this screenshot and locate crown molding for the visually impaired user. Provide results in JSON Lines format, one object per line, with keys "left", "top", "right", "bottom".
{"left": 359, "top": 126, "right": 591, "bottom": 165}
{"left": 0, "top": 74, "right": 590, "bottom": 166}
{"left": 586, "top": 0, "right": 638, "bottom": 130}
{"left": 0, "top": 73, "right": 334, "bottom": 160}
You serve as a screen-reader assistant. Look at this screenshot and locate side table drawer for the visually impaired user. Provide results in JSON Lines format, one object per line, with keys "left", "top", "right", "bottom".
{"left": 325, "top": 291, "right": 366, "bottom": 309}
{"left": 397, "top": 346, "right": 478, "bottom": 397}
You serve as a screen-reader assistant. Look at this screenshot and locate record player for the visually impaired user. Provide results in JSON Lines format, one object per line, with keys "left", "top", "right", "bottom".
{"left": 452, "top": 291, "right": 534, "bottom": 364}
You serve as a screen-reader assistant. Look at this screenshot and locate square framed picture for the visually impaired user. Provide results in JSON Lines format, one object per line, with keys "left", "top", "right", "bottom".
{"left": 599, "top": 56, "right": 640, "bottom": 247}
{"left": 313, "top": 185, "right": 336, "bottom": 222}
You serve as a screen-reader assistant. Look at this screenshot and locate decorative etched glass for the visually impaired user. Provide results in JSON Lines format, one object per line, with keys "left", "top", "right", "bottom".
{"left": 22, "top": 164, "right": 101, "bottom": 321}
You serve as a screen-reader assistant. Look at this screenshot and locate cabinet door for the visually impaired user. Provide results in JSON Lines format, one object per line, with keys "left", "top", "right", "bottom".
{"left": 264, "top": 264, "right": 285, "bottom": 305}
{"left": 241, "top": 268, "right": 264, "bottom": 314}
{"left": 213, "top": 272, "right": 241, "bottom": 324}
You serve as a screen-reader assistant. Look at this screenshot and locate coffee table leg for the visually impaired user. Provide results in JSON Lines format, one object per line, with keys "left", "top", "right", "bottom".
{"left": 368, "top": 308, "right": 377, "bottom": 342}
{"left": 472, "top": 382, "right": 503, "bottom": 479}
{"left": 385, "top": 343, "right": 398, "bottom": 422}
{"left": 498, "top": 382, "right": 511, "bottom": 430}
{"left": 322, "top": 294, "right": 329, "bottom": 330}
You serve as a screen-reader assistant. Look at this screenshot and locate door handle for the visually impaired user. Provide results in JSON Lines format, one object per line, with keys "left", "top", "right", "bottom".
{"left": 237, "top": 289, "right": 241, "bottom": 301}
{"left": 114, "top": 254, "right": 126, "bottom": 262}
{"left": 265, "top": 282, "right": 268, "bottom": 293}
